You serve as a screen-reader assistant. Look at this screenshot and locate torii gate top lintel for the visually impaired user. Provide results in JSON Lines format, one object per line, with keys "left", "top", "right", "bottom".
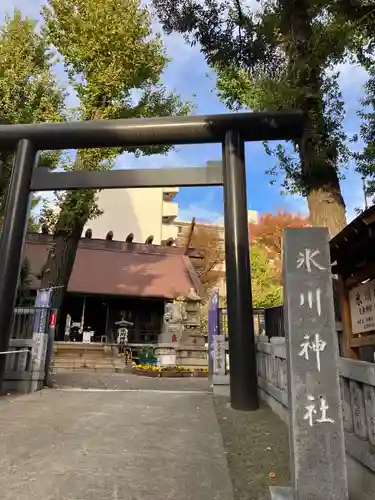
{"left": 0, "top": 110, "right": 303, "bottom": 151}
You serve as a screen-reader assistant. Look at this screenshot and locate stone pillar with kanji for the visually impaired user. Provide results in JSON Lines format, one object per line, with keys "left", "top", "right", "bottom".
{"left": 270, "top": 228, "right": 348, "bottom": 500}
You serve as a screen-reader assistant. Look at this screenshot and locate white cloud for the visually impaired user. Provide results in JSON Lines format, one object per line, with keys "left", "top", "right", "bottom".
{"left": 341, "top": 169, "right": 367, "bottom": 222}
{"left": 115, "top": 146, "right": 210, "bottom": 170}
{"left": 1, "top": 0, "right": 43, "bottom": 20}
{"left": 178, "top": 205, "right": 223, "bottom": 223}
{"left": 213, "top": 215, "right": 225, "bottom": 225}
{"left": 278, "top": 195, "right": 308, "bottom": 215}
{"left": 336, "top": 62, "right": 369, "bottom": 95}
{"left": 178, "top": 191, "right": 223, "bottom": 223}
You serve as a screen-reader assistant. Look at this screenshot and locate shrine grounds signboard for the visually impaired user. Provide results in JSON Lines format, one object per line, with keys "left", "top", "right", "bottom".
{"left": 349, "top": 278, "right": 375, "bottom": 334}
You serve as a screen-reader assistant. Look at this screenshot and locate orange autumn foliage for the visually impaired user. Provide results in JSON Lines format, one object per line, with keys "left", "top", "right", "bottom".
{"left": 249, "top": 210, "right": 310, "bottom": 282}
{"left": 178, "top": 224, "right": 225, "bottom": 296}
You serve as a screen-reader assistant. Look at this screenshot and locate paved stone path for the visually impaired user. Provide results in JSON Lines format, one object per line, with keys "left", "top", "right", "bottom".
{"left": 0, "top": 388, "right": 233, "bottom": 500}
{"left": 0, "top": 372, "right": 292, "bottom": 500}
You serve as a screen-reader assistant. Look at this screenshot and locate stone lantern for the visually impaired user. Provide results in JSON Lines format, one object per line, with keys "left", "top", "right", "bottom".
{"left": 180, "top": 288, "right": 204, "bottom": 346}
{"left": 175, "top": 289, "right": 207, "bottom": 369}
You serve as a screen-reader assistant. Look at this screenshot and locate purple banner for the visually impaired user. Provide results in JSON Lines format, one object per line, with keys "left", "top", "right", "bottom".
{"left": 33, "top": 288, "right": 53, "bottom": 334}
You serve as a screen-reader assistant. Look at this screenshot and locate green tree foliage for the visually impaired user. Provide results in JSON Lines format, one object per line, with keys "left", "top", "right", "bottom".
{"left": 17, "top": 258, "right": 34, "bottom": 306}
{"left": 151, "top": 0, "right": 363, "bottom": 236}
{"left": 347, "top": 4, "right": 375, "bottom": 202}
{"left": 0, "top": 194, "right": 42, "bottom": 306}
{"left": 17, "top": 198, "right": 41, "bottom": 306}
{"left": 27, "top": 197, "right": 42, "bottom": 233}
{"left": 0, "top": 10, "right": 65, "bottom": 306}
{"left": 204, "top": 244, "right": 282, "bottom": 314}
{"left": 333, "top": 1, "right": 375, "bottom": 59}
{"left": 38, "top": 0, "right": 190, "bottom": 308}
{"left": 0, "top": 10, "right": 64, "bottom": 220}
{"left": 355, "top": 69, "right": 375, "bottom": 200}
{"left": 251, "top": 244, "right": 282, "bottom": 309}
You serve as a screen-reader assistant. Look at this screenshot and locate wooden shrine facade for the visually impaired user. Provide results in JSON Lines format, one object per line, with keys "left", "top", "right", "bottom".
{"left": 331, "top": 205, "right": 375, "bottom": 360}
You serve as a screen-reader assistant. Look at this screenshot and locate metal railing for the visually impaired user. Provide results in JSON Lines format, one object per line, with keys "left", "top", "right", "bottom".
{"left": 219, "top": 307, "right": 266, "bottom": 337}
{"left": 0, "top": 349, "right": 29, "bottom": 355}
{"left": 12, "top": 307, "right": 51, "bottom": 339}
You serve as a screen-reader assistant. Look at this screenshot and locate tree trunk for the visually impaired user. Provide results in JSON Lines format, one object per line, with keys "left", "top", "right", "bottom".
{"left": 39, "top": 140, "right": 99, "bottom": 309}
{"left": 281, "top": 0, "right": 347, "bottom": 238}
{"left": 40, "top": 219, "right": 87, "bottom": 310}
{"left": 40, "top": 187, "right": 95, "bottom": 310}
{"left": 307, "top": 186, "right": 346, "bottom": 237}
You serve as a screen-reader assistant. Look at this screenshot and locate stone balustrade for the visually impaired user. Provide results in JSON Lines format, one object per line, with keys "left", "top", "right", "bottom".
{"left": 2, "top": 337, "right": 47, "bottom": 394}
{"left": 257, "top": 336, "right": 375, "bottom": 474}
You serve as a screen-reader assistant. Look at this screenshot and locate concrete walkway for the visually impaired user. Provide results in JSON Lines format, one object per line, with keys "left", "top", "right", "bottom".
{"left": 0, "top": 388, "right": 234, "bottom": 500}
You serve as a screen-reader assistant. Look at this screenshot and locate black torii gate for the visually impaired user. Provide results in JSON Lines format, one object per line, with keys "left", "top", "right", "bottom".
{"left": 0, "top": 111, "right": 303, "bottom": 410}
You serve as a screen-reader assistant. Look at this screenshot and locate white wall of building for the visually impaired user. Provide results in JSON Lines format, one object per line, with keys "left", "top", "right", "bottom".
{"left": 83, "top": 187, "right": 178, "bottom": 244}
{"left": 162, "top": 222, "right": 178, "bottom": 241}
{"left": 247, "top": 210, "right": 259, "bottom": 225}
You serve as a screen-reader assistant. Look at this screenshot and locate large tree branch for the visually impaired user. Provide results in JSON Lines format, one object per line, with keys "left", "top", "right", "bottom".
{"left": 151, "top": 0, "right": 282, "bottom": 73}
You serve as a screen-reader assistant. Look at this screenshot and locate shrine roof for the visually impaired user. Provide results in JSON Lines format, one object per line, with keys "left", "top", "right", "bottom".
{"left": 330, "top": 205, "right": 375, "bottom": 279}
{"left": 24, "top": 233, "right": 202, "bottom": 299}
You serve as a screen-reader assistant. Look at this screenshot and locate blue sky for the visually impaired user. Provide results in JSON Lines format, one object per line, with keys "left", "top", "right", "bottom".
{"left": 1, "top": 0, "right": 370, "bottom": 223}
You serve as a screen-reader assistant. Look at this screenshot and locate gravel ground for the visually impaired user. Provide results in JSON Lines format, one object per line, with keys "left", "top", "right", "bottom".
{"left": 52, "top": 371, "right": 210, "bottom": 391}
{"left": 214, "top": 396, "right": 290, "bottom": 500}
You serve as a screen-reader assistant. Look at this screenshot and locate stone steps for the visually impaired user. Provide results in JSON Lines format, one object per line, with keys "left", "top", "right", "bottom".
{"left": 53, "top": 367, "right": 129, "bottom": 373}
{"left": 52, "top": 361, "right": 130, "bottom": 373}
{"left": 55, "top": 353, "right": 115, "bottom": 360}
{"left": 52, "top": 342, "right": 130, "bottom": 374}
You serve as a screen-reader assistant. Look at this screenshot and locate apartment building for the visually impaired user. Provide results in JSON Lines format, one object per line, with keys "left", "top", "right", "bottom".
{"left": 83, "top": 187, "right": 179, "bottom": 244}
{"left": 175, "top": 210, "right": 258, "bottom": 236}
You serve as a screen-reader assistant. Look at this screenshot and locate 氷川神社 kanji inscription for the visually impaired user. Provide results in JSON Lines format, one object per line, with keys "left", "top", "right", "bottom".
{"left": 282, "top": 228, "right": 348, "bottom": 500}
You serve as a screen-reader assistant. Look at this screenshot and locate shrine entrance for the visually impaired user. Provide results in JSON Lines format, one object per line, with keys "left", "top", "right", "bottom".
{"left": 0, "top": 111, "right": 303, "bottom": 410}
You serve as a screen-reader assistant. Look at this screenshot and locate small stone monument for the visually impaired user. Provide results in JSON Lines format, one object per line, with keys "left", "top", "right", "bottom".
{"left": 155, "top": 300, "right": 185, "bottom": 366}
{"left": 270, "top": 228, "right": 348, "bottom": 500}
{"left": 159, "top": 301, "right": 184, "bottom": 344}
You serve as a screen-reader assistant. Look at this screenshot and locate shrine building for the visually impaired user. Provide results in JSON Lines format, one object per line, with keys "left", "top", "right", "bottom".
{"left": 23, "top": 232, "right": 202, "bottom": 344}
